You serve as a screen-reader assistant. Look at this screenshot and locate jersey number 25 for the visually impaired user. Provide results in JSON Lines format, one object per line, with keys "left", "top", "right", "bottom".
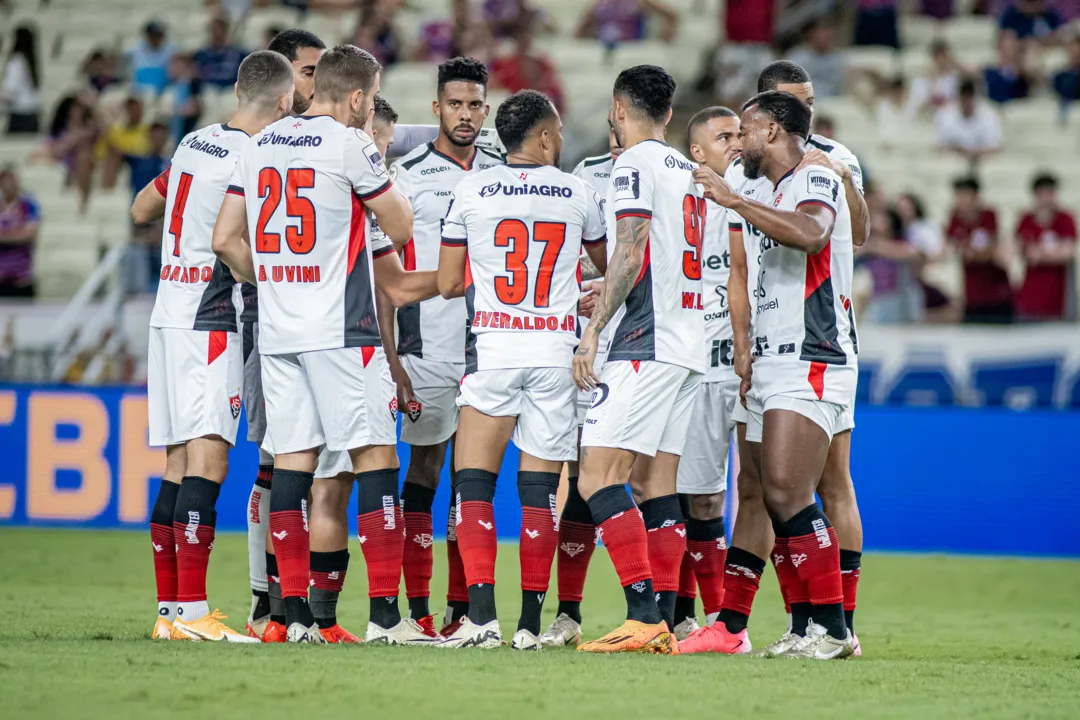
{"left": 255, "top": 167, "right": 317, "bottom": 254}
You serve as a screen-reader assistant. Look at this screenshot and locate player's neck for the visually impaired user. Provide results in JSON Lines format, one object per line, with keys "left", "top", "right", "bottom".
{"left": 764, "top": 143, "right": 805, "bottom": 186}
{"left": 506, "top": 149, "right": 546, "bottom": 167}
{"left": 303, "top": 100, "right": 350, "bottom": 125}
{"left": 228, "top": 110, "right": 278, "bottom": 137}
{"left": 433, "top": 133, "right": 476, "bottom": 166}
{"left": 620, "top": 121, "right": 666, "bottom": 150}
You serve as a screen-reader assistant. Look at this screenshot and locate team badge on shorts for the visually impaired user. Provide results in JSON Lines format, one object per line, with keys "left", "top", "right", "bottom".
{"left": 405, "top": 399, "right": 423, "bottom": 423}
{"left": 388, "top": 397, "right": 399, "bottom": 421}
{"left": 590, "top": 383, "right": 610, "bottom": 408}
{"left": 229, "top": 393, "right": 242, "bottom": 419}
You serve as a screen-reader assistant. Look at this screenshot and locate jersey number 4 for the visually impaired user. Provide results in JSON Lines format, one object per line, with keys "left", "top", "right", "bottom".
{"left": 682, "top": 194, "right": 706, "bottom": 280}
{"left": 255, "top": 167, "right": 317, "bottom": 254}
{"left": 494, "top": 219, "right": 566, "bottom": 308}
{"left": 168, "top": 171, "right": 194, "bottom": 257}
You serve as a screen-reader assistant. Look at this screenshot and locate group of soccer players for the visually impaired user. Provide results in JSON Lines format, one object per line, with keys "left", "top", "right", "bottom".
{"left": 137, "top": 23, "right": 867, "bottom": 659}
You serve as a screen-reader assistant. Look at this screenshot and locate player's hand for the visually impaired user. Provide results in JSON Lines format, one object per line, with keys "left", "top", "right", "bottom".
{"left": 735, "top": 350, "right": 753, "bottom": 408}
{"left": 740, "top": 372, "right": 753, "bottom": 409}
{"left": 797, "top": 149, "right": 849, "bottom": 181}
{"left": 389, "top": 358, "right": 414, "bottom": 409}
{"left": 692, "top": 167, "right": 736, "bottom": 208}
{"left": 573, "top": 329, "right": 601, "bottom": 391}
{"left": 578, "top": 279, "right": 603, "bottom": 319}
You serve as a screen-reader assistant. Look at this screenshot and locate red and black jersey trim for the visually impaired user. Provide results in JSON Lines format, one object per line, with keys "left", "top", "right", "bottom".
{"left": 800, "top": 241, "right": 845, "bottom": 367}
{"left": 608, "top": 239, "right": 655, "bottom": 362}
{"left": 582, "top": 235, "right": 606, "bottom": 246}
{"left": 356, "top": 179, "right": 392, "bottom": 202}
{"left": 343, "top": 194, "right": 383, "bottom": 348}
{"left": 226, "top": 184, "right": 245, "bottom": 196}
{"left": 615, "top": 208, "right": 652, "bottom": 221}
{"left": 372, "top": 244, "right": 395, "bottom": 259}
{"left": 193, "top": 260, "right": 240, "bottom": 333}
{"left": 463, "top": 255, "right": 477, "bottom": 375}
{"left": 796, "top": 199, "right": 837, "bottom": 219}
{"left": 441, "top": 236, "right": 467, "bottom": 247}
{"left": 153, "top": 167, "right": 171, "bottom": 197}
{"left": 728, "top": 222, "right": 742, "bottom": 232}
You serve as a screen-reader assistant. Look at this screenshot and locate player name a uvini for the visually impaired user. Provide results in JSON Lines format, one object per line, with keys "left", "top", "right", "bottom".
{"left": 472, "top": 311, "right": 577, "bottom": 332}
{"left": 257, "top": 265, "right": 322, "bottom": 283}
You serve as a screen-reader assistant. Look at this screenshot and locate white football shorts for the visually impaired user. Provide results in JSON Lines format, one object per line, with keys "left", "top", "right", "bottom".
{"left": 261, "top": 345, "right": 397, "bottom": 455}
{"left": 581, "top": 360, "right": 702, "bottom": 457}
{"left": 676, "top": 379, "right": 740, "bottom": 495}
{"left": 457, "top": 366, "right": 577, "bottom": 462}
{"left": 731, "top": 383, "right": 764, "bottom": 443}
{"left": 148, "top": 327, "right": 243, "bottom": 447}
{"left": 241, "top": 321, "right": 268, "bottom": 453}
{"left": 575, "top": 348, "right": 609, "bottom": 427}
{"left": 399, "top": 355, "right": 463, "bottom": 447}
{"left": 762, "top": 392, "right": 846, "bottom": 440}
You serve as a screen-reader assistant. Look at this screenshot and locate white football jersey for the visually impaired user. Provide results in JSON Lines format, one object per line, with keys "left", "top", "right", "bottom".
{"left": 702, "top": 200, "right": 735, "bottom": 383}
{"left": 734, "top": 165, "right": 858, "bottom": 405}
{"left": 228, "top": 115, "right": 396, "bottom": 356}
{"left": 390, "top": 143, "right": 504, "bottom": 363}
{"left": 572, "top": 153, "right": 614, "bottom": 198}
{"left": 441, "top": 163, "right": 606, "bottom": 372}
{"left": 606, "top": 140, "right": 705, "bottom": 374}
{"left": 150, "top": 123, "right": 251, "bottom": 332}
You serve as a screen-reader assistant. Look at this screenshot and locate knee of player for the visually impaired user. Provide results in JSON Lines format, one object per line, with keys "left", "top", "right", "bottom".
{"left": 817, "top": 465, "right": 855, "bottom": 505}
{"left": 311, "top": 475, "right": 353, "bottom": 511}
{"left": 736, "top": 467, "right": 764, "bottom": 502}
{"left": 688, "top": 492, "right": 725, "bottom": 521}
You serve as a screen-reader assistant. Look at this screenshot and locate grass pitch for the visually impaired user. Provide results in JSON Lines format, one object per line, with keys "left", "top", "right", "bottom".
{"left": 0, "top": 528, "right": 1078, "bottom": 719}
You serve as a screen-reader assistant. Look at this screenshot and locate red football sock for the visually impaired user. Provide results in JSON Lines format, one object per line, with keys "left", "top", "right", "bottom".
{"left": 150, "top": 480, "right": 180, "bottom": 604}
{"left": 518, "top": 472, "right": 560, "bottom": 592}
{"left": 841, "top": 550, "right": 861, "bottom": 615}
{"left": 718, "top": 547, "right": 766, "bottom": 623}
{"left": 268, "top": 470, "right": 314, "bottom": 599}
{"left": 173, "top": 477, "right": 220, "bottom": 604}
{"left": 356, "top": 469, "right": 405, "bottom": 599}
{"left": 777, "top": 504, "right": 846, "bottom": 638}
{"left": 401, "top": 482, "right": 436, "bottom": 601}
{"left": 454, "top": 469, "right": 498, "bottom": 587}
{"left": 641, "top": 497, "right": 685, "bottom": 593}
{"left": 771, "top": 537, "right": 810, "bottom": 612}
{"left": 677, "top": 550, "right": 697, "bottom": 599}
{"left": 688, "top": 540, "right": 726, "bottom": 616}
{"left": 598, "top": 508, "right": 652, "bottom": 588}
{"left": 556, "top": 476, "right": 596, "bottom": 603}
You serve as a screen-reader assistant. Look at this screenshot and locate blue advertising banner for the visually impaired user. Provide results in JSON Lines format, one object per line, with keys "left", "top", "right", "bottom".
{"left": 1, "top": 385, "right": 1077, "bottom": 557}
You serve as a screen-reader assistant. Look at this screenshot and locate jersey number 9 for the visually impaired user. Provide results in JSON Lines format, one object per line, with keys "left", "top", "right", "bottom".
{"left": 682, "top": 194, "right": 706, "bottom": 280}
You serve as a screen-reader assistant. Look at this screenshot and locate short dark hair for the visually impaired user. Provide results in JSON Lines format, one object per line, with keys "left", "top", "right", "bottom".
{"left": 373, "top": 94, "right": 398, "bottom": 126}
{"left": 495, "top": 89, "right": 557, "bottom": 154}
{"left": 149, "top": 121, "right": 168, "bottom": 132}
{"left": 437, "top": 56, "right": 488, "bottom": 93}
{"left": 757, "top": 60, "right": 810, "bottom": 93}
{"left": 815, "top": 114, "right": 836, "bottom": 131}
{"left": 742, "top": 90, "right": 812, "bottom": 140}
{"left": 1032, "top": 172, "right": 1058, "bottom": 191}
{"left": 313, "top": 44, "right": 381, "bottom": 102}
{"left": 687, "top": 106, "right": 738, "bottom": 141}
{"left": 613, "top": 65, "right": 676, "bottom": 123}
{"left": 953, "top": 176, "right": 980, "bottom": 193}
{"left": 236, "top": 50, "right": 294, "bottom": 107}
{"left": 267, "top": 28, "right": 325, "bottom": 62}
{"left": 959, "top": 78, "right": 977, "bottom": 97}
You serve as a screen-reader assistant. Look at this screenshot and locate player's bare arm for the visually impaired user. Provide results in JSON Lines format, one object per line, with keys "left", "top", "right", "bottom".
{"left": 373, "top": 251, "right": 439, "bottom": 307}
{"left": 695, "top": 167, "right": 834, "bottom": 255}
{"left": 212, "top": 193, "right": 257, "bottom": 284}
{"left": 573, "top": 215, "right": 648, "bottom": 391}
{"left": 130, "top": 181, "right": 167, "bottom": 225}
{"left": 796, "top": 150, "right": 869, "bottom": 247}
{"left": 728, "top": 224, "right": 753, "bottom": 406}
{"left": 376, "top": 287, "right": 414, "bottom": 406}
{"left": 583, "top": 240, "right": 608, "bottom": 277}
{"left": 436, "top": 243, "right": 466, "bottom": 300}
{"left": 364, "top": 186, "right": 414, "bottom": 247}
{"left": 579, "top": 252, "right": 603, "bottom": 281}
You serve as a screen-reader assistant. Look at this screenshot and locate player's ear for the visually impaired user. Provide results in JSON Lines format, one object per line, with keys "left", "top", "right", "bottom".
{"left": 766, "top": 121, "right": 779, "bottom": 144}
{"left": 664, "top": 107, "right": 673, "bottom": 127}
{"left": 689, "top": 143, "right": 705, "bottom": 164}
{"left": 431, "top": 99, "right": 440, "bottom": 118}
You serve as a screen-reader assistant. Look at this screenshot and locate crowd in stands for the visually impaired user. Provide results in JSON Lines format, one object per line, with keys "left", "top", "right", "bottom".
{"left": 0, "top": 0, "right": 1075, "bottom": 323}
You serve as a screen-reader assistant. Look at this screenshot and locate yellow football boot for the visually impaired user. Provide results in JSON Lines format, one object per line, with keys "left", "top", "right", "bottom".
{"left": 172, "top": 609, "right": 261, "bottom": 643}
{"left": 578, "top": 620, "right": 679, "bottom": 655}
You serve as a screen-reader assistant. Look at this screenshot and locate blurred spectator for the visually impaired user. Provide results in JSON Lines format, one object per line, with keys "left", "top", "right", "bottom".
{"left": 417, "top": 0, "right": 493, "bottom": 63}
{"left": 575, "top": 0, "right": 678, "bottom": 46}
{"left": 715, "top": 0, "right": 775, "bottom": 105}
{"left": 194, "top": 17, "right": 247, "bottom": 89}
{"left": 909, "top": 39, "right": 963, "bottom": 113}
{"left": 124, "top": 123, "right": 170, "bottom": 294}
{"left": 81, "top": 50, "right": 121, "bottom": 95}
{"left": 491, "top": 25, "right": 565, "bottom": 113}
{"left": 1, "top": 25, "right": 43, "bottom": 135}
{"left": 935, "top": 79, "right": 1002, "bottom": 165}
{"left": 861, "top": 206, "right": 925, "bottom": 323}
{"left": 1051, "top": 34, "right": 1080, "bottom": 106}
{"left": 897, "top": 192, "right": 953, "bottom": 321}
{"left": 101, "top": 97, "right": 151, "bottom": 190}
{"left": 483, "top": 0, "right": 555, "bottom": 39}
{"left": 35, "top": 95, "right": 97, "bottom": 213}
{"left": 854, "top": 0, "right": 901, "bottom": 49}
{"left": 919, "top": 0, "right": 955, "bottom": 19}
{"left": 946, "top": 176, "right": 1014, "bottom": 323}
{"left": 1014, "top": 173, "right": 1076, "bottom": 320}
{"left": 999, "top": 0, "right": 1062, "bottom": 45}
{"left": 0, "top": 166, "right": 39, "bottom": 298}
{"left": 814, "top": 115, "right": 836, "bottom": 140}
{"left": 788, "top": 21, "right": 845, "bottom": 98}
{"left": 354, "top": 0, "right": 402, "bottom": 67}
{"left": 983, "top": 31, "right": 1035, "bottom": 103}
{"left": 874, "top": 76, "right": 917, "bottom": 145}
{"left": 126, "top": 21, "right": 177, "bottom": 96}
{"left": 165, "top": 54, "right": 203, "bottom": 142}
{"left": 262, "top": 25, "right": 286, "bottom": 49}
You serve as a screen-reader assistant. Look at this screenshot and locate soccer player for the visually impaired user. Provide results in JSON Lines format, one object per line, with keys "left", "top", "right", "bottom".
{"left": 243, "top": 27, "right": 326, "bottom": 645}
{"left": 212, "top": 45, "right": 440, "bottom": 644}
{"left": 695, "top": 90, "right": 858, "bottom": 659}
{"left": 715, "top": 60, "right": 866, "bottom": 657}
{"left": 135, "top": 50, "right": 295, "bottom": 643}
{"left": 669, "top": 106, "right": 744, "bottom": 651}
{"left": 384, "top": 57, "right": 504, "bottom": 637}
{"left": 572, "top": 65, "right": 705, "bottom": 655}
{"left": 435, "top": 89, "right": 608, "bottom": 649}
{"left": 540, "top": 128, "right": 622, "bottom": 648}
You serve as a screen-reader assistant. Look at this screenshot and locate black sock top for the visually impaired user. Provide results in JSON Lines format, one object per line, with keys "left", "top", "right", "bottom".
{"left": 586, "top": 484, "right": 635, "bottom": 526}
{"left": 726, "top": 546, "right": 767, "bottom": 575}
{"left": 401, "top": 481, "right": 436, "bottom": 514}
{"left": 639, "top": 494, "right": 683, "bottom": 530}
{"left": 686, "top": 515, "right": 726, "bottom": 542}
